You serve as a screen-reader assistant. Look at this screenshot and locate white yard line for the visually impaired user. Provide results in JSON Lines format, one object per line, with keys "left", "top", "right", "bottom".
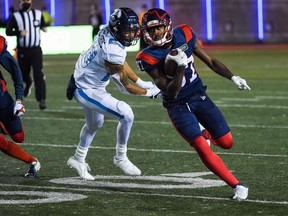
{"left": 0, "top": 183, "right": 287, "bottom": 205}
{"left": 24, "top": 143, "right": 287, "bottom": 158}
{"left": 23, "top": 116, "right": 288, "bottom": 129}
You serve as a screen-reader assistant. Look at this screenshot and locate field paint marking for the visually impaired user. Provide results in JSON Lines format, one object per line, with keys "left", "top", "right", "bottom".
{"left": 25, "top": 101, "right": 288, "bottom": 111}
{"left": 0, "top": 183, "right": 287, "bottom": 205}
{"left": 49, "top": 172, "right": 226, "bottom": 189}
{"left": 23, "top": 116, "right": 288, "bottom": 129}
{"left": 0, "top": 191, "right": 87, "bottom": 204}
{"left": 25, "top": 143, "right": 287, "bottom": 158}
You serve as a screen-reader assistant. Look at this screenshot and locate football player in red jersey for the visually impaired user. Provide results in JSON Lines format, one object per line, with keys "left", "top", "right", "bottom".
{"left": 0, "top": 35, "right": 40, "bottom": 177}
{"left": 136, "top": 8, "right": 250, "bottom": 200}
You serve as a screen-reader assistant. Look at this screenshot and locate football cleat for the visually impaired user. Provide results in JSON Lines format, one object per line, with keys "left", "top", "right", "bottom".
{"left": 232, "top": 183, "right": 249, "bottom": 201}
{"left": 24, "top": 159, "right": 41, "bottom": 178}
{"left": 114, "top": 156, "right": 141, "bottom": 176}
{"left": 39, "top": 100, "right": 47, "bottom": 110}
{"left": 67, "top": 156, "right": 95, "bottom": 181}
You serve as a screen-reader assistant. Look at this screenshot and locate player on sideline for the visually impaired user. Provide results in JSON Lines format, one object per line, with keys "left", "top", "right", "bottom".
{"left": 0, "top": 35, "right": 40, "bottom": 177}
{"left": 136, "top": 8, "right": 250, "bottom": 200}
{"left": 66, "top": 7, "right": 160, "bottom": 180}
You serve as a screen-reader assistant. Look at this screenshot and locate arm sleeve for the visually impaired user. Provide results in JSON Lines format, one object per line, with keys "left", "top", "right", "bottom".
{"left": 0, "top": 50, "right": 24, "bottom": 100}
{"left": 5, "top": 15, "right": 19, "bottom": 36}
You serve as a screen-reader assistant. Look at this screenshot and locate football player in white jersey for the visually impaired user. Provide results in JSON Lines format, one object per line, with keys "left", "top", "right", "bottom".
{"left": 66, "top": 7, "right": 160, "bottom": 180}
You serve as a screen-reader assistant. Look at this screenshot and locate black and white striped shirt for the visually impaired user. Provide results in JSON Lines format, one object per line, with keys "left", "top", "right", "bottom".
{"left": 6, "top": 9, "right": 46, "bottom": 48}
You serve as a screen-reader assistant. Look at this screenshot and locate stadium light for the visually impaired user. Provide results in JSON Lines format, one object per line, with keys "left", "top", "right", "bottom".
{"left": 104, "top": 0, "right": 111, "bottom": 24}
{"left": 158, "top": 0, "right": 165, "bottom": 10}
{"left": 50, "top": 0, "right": 55, "bottom": 18}
{"left": 257, "top": 0, "right": 264, "bottom": 40}
{"left": 4, "top": 0, "right": 10, "bottom": 20}
{"left": 206, "top": 0, "right": 213, "bottom": 41}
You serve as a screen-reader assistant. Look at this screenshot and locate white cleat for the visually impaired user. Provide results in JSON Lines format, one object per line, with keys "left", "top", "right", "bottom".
{"left": 114, "top": 156, "right": 141, "bottom": 176}
{"left": 233, "top": 183, "right": 249, "bottom": 201}
{"left": 67, "top": 156, "right": 95, "bottom": 181}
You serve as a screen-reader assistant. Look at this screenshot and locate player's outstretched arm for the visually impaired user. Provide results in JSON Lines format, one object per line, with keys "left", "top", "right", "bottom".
{"left": 193, "top": 40, "right": 251, "bottom": 90}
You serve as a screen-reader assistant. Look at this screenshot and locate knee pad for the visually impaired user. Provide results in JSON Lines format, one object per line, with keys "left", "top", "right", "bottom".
{"left": 117, "top": 101, "right": 134, "bottom": 122}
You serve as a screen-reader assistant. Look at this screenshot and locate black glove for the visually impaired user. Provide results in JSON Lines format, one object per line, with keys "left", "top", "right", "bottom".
{"left": 66, "top": 74, "right": 77, "bottom": 100}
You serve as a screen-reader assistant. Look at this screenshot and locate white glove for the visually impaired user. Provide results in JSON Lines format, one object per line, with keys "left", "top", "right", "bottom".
{"left": 135, "top": 78, "right": 155, "bottom": 89}
{"left": 166, "top": 48, "right": 188, "bottom": 67}
{"left": 231, "top": 76, "right": 251, "bottom": 90}
{"left": 145, "top": 84, "right": 161, "bottom": 99}
{"left": 14, "top": 100, "right": 25, "bottom": 116}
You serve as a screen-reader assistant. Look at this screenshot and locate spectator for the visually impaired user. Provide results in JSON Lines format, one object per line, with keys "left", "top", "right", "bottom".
{"left": 89, "top": 4, "right": 103, "bottom": 41}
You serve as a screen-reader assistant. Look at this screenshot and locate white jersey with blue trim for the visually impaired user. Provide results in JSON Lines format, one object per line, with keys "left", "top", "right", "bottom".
{"left": 74, "top": 25, "right": 127, "bottom": 90}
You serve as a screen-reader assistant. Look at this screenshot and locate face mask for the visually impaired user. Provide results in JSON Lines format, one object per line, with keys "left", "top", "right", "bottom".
{"left": 20, "top": 3, "right": 31, "bottom": 11}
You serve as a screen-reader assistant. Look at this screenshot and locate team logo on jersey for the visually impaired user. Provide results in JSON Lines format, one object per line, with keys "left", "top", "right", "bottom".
{"left": 179, "top": 44, "right": 188, "bottom": 52}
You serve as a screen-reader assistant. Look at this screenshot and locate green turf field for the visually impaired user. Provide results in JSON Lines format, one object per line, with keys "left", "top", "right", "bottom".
{"left": 0, "top": 47, "right": 287, "bottom": 216}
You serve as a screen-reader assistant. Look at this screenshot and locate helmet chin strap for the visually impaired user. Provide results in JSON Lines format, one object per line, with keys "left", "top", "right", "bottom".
{"left": 153, "top": 32, "right": 168, "bottom": 46}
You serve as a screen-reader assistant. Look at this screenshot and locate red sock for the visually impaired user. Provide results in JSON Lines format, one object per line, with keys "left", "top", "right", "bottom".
{"left": 0, "top": 135, "right": 35, "bottom": 163}
{"left": 0, "top": 134, "right": 9, "bottom": 150}
{"left": 191, "top": 136, "right": 239, "bottom": 187}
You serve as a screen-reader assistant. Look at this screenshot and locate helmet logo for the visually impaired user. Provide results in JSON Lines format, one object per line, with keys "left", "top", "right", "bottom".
{"left": 148, "top": 9, "right": 168, "bottom": 19}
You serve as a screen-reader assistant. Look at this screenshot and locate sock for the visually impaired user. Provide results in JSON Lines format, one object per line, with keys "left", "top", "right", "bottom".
{"left": 0, "top": 136, "right": 35, "bottom": 164}
{"left": 74, "top": 145, "right": 88, "bottom": 163}
{"left": 191, "top": 136, "right": 239, "bottom": 187}
{"left": 115, "top": 144, "right": 127, "bottom": 160}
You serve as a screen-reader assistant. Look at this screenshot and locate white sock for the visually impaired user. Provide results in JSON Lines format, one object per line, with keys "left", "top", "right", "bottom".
{"left": 115, "top": 144, "right": 127, "bottom": 160}
{"left": 74, "top": 145, "right": 88, "bottom": 163}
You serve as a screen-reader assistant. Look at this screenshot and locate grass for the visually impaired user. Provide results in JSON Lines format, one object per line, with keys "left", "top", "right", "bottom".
{"left": 0, "top": 46, "right": 287, "bottom": 216}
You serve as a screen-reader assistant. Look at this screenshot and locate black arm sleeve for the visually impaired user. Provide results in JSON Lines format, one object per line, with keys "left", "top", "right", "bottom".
{"left": 5, "top": 15, "right": 19, "bottom": 36}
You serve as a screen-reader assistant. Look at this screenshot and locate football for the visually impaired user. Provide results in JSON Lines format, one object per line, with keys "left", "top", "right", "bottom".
{"left": 164, "top": 49, "right": 178, "bottom": 79}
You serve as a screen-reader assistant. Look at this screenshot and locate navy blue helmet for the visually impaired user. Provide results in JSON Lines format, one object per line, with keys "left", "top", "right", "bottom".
{"left": 109, "top": 7, "right": 140, "bottom": 47}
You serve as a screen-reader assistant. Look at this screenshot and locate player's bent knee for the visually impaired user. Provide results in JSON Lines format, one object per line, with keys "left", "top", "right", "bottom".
{"left": 10, "top": 131, "right": 24, "bottom": 143}
{"left": 215, "top": 132, "right": 233, "bottom": 149}
{"left": 117, "top": 101, "right": 134, "bottom": 123}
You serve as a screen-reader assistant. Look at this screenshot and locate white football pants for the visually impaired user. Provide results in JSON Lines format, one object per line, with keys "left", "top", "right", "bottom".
{"left": 74, "top": 88, "right": 134, "bottom": 152}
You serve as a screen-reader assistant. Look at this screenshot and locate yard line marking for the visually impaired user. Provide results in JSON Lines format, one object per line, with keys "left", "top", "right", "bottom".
{"left": 23, "top": 116, "right": 288, "bottom": 129}
{"left": 24, "top": 143, "right": 287, "bottom": 158}
{"left": 0, "top": 183, "right": 287, "bottom": 205}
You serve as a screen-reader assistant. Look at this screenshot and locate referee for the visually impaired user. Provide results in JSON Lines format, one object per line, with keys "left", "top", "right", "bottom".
{"left": 6, "top": 0, "right": 47, "bottom": 110}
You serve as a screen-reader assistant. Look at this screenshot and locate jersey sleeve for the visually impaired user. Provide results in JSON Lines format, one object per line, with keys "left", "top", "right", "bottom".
{"left": 103, "top": 38, "right": 126, "bottom": 65}
{"left": 0, "top": 37, "right": 24, "bottom": 100}
{"left": 177, "top": 24, "right": 197, "bottom": 48}
{"left": 136, "top": 50, "right": 161, "bottom": 73}
{"left": 0, "top": 35, "right": 7, "bottom": 54}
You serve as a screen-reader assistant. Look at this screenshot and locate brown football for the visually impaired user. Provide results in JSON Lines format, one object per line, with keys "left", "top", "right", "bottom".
{"left": 164, "top": 49, "right": 178, "bottom": 79}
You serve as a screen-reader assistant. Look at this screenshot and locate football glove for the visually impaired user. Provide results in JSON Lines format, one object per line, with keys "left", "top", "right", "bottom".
{"left": 145, "top": 84, "right": 161, "bottom": 99}
{"left": 14, "top": 100, "right": 25, "bottom": 116}
{"left": 166, "top": 48, "right": 188, "bottom": 67}
{"left": 231, "top": 76, "right": 251, "bottom": 90}
{"left": 135, "top": 78, "right": 155, "bottom": 89}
